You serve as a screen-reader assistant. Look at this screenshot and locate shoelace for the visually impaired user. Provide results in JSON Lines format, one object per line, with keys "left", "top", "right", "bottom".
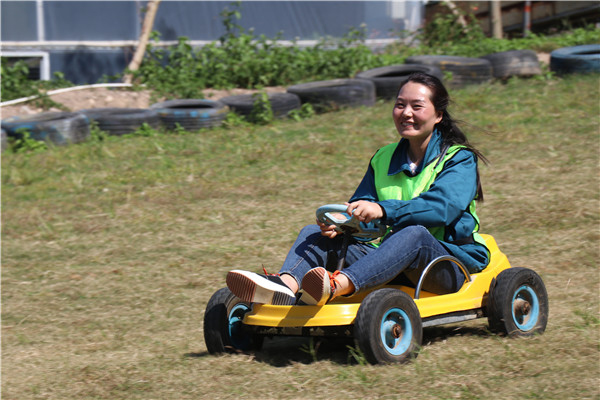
{"left": 329, "top": 270, "right": 342, "bottom": 295}
{"left": 262, "top": 266, "right": 280, "bottom": 276}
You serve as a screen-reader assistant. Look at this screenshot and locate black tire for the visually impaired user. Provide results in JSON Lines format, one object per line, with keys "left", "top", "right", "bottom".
{"left": 354, "top": 288, "right": 422, "bottom": 364}
{"left": 405, "top": 55, "right": 493, "bottom": 88}
{"left": 220, "top": 92, "right": 301, "bottom": 121}
{"left": 286, "top": 78, "right": 376, "bottom": 112}
{"left": 203, "top": 287, "right": 263, "bottom": 354}
{"left": 79, "top": 108, "right": 161, "bottom": 136}
{"left": 1, "top": 111, "right": 90, "bottom": 145}
{"left": 550, "top": 44, "right": 600, "bottom": 75}
{"left": 149, "top": 99, "right": 229, "bottom": 131}
{"left": 355, "top": 64, "right": 444, "bottom": 100}
{"left": 482, "top": 49, "right": 542, "bottom": 79}
{"left": 487, "top": 267, "right": 549, "bottom": 337}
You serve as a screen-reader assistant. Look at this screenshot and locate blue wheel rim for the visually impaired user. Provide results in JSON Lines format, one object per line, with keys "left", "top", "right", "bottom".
{"left": 380, "top": 308, "right": 412, "bottom": 355}
{"left": 511, "top": 285, "right": 540, "bottom": 331}
{"left": 228, "top": 303, "right": 251, "bottom": 350}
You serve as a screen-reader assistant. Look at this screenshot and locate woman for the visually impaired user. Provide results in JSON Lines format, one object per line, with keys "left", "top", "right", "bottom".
{"left": 226, "top": 72, "right": 489, "bottom": 306}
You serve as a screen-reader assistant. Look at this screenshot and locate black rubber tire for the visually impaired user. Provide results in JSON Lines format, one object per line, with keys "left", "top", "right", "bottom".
{"left": 150, "top": 99, "right": 229, "bottom": 131}
{"left": 405, "top": 55, "right": 493, "bottom": 88}
{"left": 481, "top": 49, "right": 542, "bottom": 79}
{"left": 1, "top": 111, "right": 90, "bottom": 145}
{"left": 220, "top": 92, "right": 302, "bottom": 121}
{"left": 354, "top": 288, "right": 422, "bottom": 364}
{"left": 286, "top": 78, "right": 376, "bottom": 112}
{"left": 550, "top": 44, "right": 600, "bottom": 75}
{"left": 203, "top": 287, "right": 263, "bottom": 354}
{"left": 79, "top": 108, "right": 161, "bottom": 136}
{"left": 487, "top": 267, "right": 549, "bottom": 337}
{"left": 355, "top": 64, "right": 444, "bottom": 100}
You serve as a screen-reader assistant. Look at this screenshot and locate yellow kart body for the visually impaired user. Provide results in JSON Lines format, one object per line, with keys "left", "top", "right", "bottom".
{"left": 203, "top": 228, "right": 547, "bottom": 364}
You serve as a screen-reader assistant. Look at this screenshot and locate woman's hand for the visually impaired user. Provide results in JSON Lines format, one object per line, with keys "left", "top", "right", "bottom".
{"left": 316, "top": 217, "right": 341, "bottom": 238}
{"left": 346, "top": 201, "right": 384, "bottom": 223}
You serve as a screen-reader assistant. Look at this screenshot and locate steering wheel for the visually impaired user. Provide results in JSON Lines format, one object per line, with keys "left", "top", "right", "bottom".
{"left": 316, "top": 204, "right": 388, "bottom": 242}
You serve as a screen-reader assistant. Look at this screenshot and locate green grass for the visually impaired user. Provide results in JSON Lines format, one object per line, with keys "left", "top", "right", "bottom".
{"left": 2, "top": 74, "right": 599, "bottom": 399}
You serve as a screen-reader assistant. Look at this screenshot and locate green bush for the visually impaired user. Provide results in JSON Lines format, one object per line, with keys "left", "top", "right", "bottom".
{"left": 131, "top": 2, "right": 382, "bottom": 99}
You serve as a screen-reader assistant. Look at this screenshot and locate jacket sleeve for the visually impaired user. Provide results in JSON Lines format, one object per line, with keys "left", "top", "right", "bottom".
{"left": 349, "top": 160, "right": 378, "bottom": 203}
{"left": 374, "top": 150, "right": 478, "bottom": 230}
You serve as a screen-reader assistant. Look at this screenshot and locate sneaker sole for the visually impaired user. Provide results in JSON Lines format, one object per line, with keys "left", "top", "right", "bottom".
{"left": 301, "top": 267, "right": 330, "bottom": 306}
{"left": 226, "top": 270, "right": 296, "bottom": 305}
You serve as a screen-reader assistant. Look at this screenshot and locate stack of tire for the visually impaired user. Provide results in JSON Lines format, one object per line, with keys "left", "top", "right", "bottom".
{"left": 550, "top": 44, "right": 600, "bottom": 75}
{"left": 1, "top": 111, "right": 90, "bottom": 146}
{"left": 2, "top": 44, "right": 597, "bottom": 151}
{"left": 79, "top": 108, "right": 161, "bottom": 136}
{"left": 219, "top": 93, "right": 301, "bottom": 122}
{"left": 150, "top": 99, "right": 229, "bottom": 130}
{"left": 286, "top": 78, "right": 376, "bottom": 112}
{"left": 355, "top": 64, "right": 444, "bottom": 100}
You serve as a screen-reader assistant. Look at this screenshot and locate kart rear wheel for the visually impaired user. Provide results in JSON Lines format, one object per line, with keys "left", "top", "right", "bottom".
{"left": 487, "top": 268, "right": 548, "bottom": 337}
{"left": 354, "top": 289, "right": 422, "bottom": 364}
{"left": 203, "top": 287, "right": 263, "bottom": 354}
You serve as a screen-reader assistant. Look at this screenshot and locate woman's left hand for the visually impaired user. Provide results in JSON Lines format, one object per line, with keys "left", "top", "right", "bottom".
{"left": 345, "top": 201, "right": 384, "bottom": 223}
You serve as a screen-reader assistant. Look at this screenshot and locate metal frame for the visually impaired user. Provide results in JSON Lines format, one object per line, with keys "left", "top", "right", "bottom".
{"left": 414, "top": 255, "right": 472, "bottom": 300}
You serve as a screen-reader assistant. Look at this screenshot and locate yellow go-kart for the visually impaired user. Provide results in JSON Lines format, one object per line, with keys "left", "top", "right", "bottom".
{"left": 204, "top": 205, "right": 549, "bottom": 364}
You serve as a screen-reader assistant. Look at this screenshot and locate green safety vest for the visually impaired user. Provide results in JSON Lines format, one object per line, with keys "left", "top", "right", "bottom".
{"left": 371, "top": 142, "right": 486, "bottom": 248}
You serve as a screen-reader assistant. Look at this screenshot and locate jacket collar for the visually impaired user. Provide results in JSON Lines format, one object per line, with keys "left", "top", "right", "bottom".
{"left": 387, "top": 130, "right": 443, "bottom": 176}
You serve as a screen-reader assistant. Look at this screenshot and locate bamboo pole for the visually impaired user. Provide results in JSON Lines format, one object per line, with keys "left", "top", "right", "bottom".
{"left": 123, "top": 0, "right": 161, "bottom": 84}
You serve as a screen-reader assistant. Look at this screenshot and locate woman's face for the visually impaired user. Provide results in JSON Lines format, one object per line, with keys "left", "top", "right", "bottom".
{"left": 393, "top": 81, "right": 442, "bottom": 142}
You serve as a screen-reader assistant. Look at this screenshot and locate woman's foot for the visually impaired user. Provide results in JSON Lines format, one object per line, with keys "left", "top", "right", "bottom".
{"left": 226, "top": 270, "right": 297, "bottom": 305}
{"left": 300, "top": 267, "right": 341, "bottom": 306}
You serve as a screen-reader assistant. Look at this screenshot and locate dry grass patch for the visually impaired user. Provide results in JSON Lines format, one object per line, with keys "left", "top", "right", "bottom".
{"left": 2, "top": 74, "right": 599, "bottom": 399}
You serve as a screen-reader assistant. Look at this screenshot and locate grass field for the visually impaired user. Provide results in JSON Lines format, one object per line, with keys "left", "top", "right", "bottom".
{"left": 2, "top": 74, "right": 599, "bottom": 399}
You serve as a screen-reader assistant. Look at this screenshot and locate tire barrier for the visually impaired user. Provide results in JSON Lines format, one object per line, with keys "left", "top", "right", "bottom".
{"left": 405, "top": 55, "right": 493, "bottom": 87}
{"left": 1, "top": 111, "right": 90, "bottom": 145}
{"left": 150, "top": 99, "right": 229, "bottom": 131}
{"left": 550, "top": 44, "right": 600, "bottom": 75}
{"left": 79, "top": 108, "right": 161, "bottom": 136}
{"left": 286, "top": 78, "right": 376, "bottom": 112}
{"left": 219, "top": 92, "right": 302, "bottom": 121}
{"left": 355, "top": 64, "right": 444, "bottom": 100}
{"left": 481, "top": 49, "right": 542, "bottom": 79}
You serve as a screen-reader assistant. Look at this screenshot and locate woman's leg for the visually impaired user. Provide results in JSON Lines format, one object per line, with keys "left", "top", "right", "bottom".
{"left": 340, "top": 225, "right": 460, "bottom": 294}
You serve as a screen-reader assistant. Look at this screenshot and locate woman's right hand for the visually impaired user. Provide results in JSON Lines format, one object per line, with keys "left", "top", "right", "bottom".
{"left": 316, "top": 213, "right": 345, "bottom": 239}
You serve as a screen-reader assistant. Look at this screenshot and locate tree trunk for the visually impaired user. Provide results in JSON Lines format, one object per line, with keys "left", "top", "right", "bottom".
{"left": 443, "top": 0, "right": 468, "bottom": 32}
{"left": 490, "top": 0, "right": 503, "bottom": 39}
{"left": 123, "top": 0, "right": 161, "bottom": 84}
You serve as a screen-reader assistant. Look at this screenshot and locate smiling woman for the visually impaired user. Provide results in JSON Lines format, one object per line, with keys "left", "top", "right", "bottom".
{"left": 225, "top": 72, "right": 489, "bottom": 308}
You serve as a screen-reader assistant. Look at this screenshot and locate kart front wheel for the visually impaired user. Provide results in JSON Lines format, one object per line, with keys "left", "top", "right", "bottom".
{"left": 487, "top": 267, "right": 549, "bottom": 337}
{"left": 203, "top": 287, "right": 264, "bottom": 354}
{"left": 354, "top": 288, "right": 422, "bottom": 364}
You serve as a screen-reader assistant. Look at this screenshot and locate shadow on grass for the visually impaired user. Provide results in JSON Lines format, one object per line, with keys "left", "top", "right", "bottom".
{"left": 188, "top": 323, "right": 494, "bottom": 366}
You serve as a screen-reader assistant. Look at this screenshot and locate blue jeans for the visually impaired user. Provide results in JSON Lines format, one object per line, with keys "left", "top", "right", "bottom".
{"left": 279, "top": 224, "right": 464, "bottom": 295}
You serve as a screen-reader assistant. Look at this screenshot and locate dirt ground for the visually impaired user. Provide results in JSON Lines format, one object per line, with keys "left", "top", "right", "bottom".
{"left": 0, "top": 86, "right": 286, "bottom": 120}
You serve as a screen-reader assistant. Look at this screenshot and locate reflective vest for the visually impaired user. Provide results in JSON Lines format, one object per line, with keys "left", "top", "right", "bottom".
{"left": 371, "top": 142, "right": 486, "bottom": 248}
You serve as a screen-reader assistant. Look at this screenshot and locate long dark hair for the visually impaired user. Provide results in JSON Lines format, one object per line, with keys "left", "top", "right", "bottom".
{"left": 397, "top": 72, "right": 487, "bottom": 201}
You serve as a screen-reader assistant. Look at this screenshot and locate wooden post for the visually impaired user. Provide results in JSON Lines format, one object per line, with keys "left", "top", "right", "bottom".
{"left": 523, "top": 1, "right": 532, "bottom": 37}
{"left": 490, "top": 0, "right": 503, "bottom": 39}
{"left": 443, "top": 1, "right": 469, "bottom": 32}
{"left": 123, "top": 0, "right": 161, "bottom": 84}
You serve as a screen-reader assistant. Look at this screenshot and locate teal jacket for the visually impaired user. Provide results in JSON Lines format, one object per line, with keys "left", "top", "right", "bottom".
{"left": 350, "top": 131, "right": 489, "bottom": 272}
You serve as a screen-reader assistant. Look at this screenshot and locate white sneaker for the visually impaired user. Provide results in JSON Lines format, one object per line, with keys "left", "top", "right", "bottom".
{"left": 226, "top": 270, "right": 296, "bottom": 305}
{"left": 300, "top": 267, "right": 337, "bottom": 306}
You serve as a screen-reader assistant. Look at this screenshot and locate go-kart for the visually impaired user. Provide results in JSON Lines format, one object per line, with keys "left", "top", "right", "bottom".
{"left": 203, "top": 204, "right": 549, "bottom": 364}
